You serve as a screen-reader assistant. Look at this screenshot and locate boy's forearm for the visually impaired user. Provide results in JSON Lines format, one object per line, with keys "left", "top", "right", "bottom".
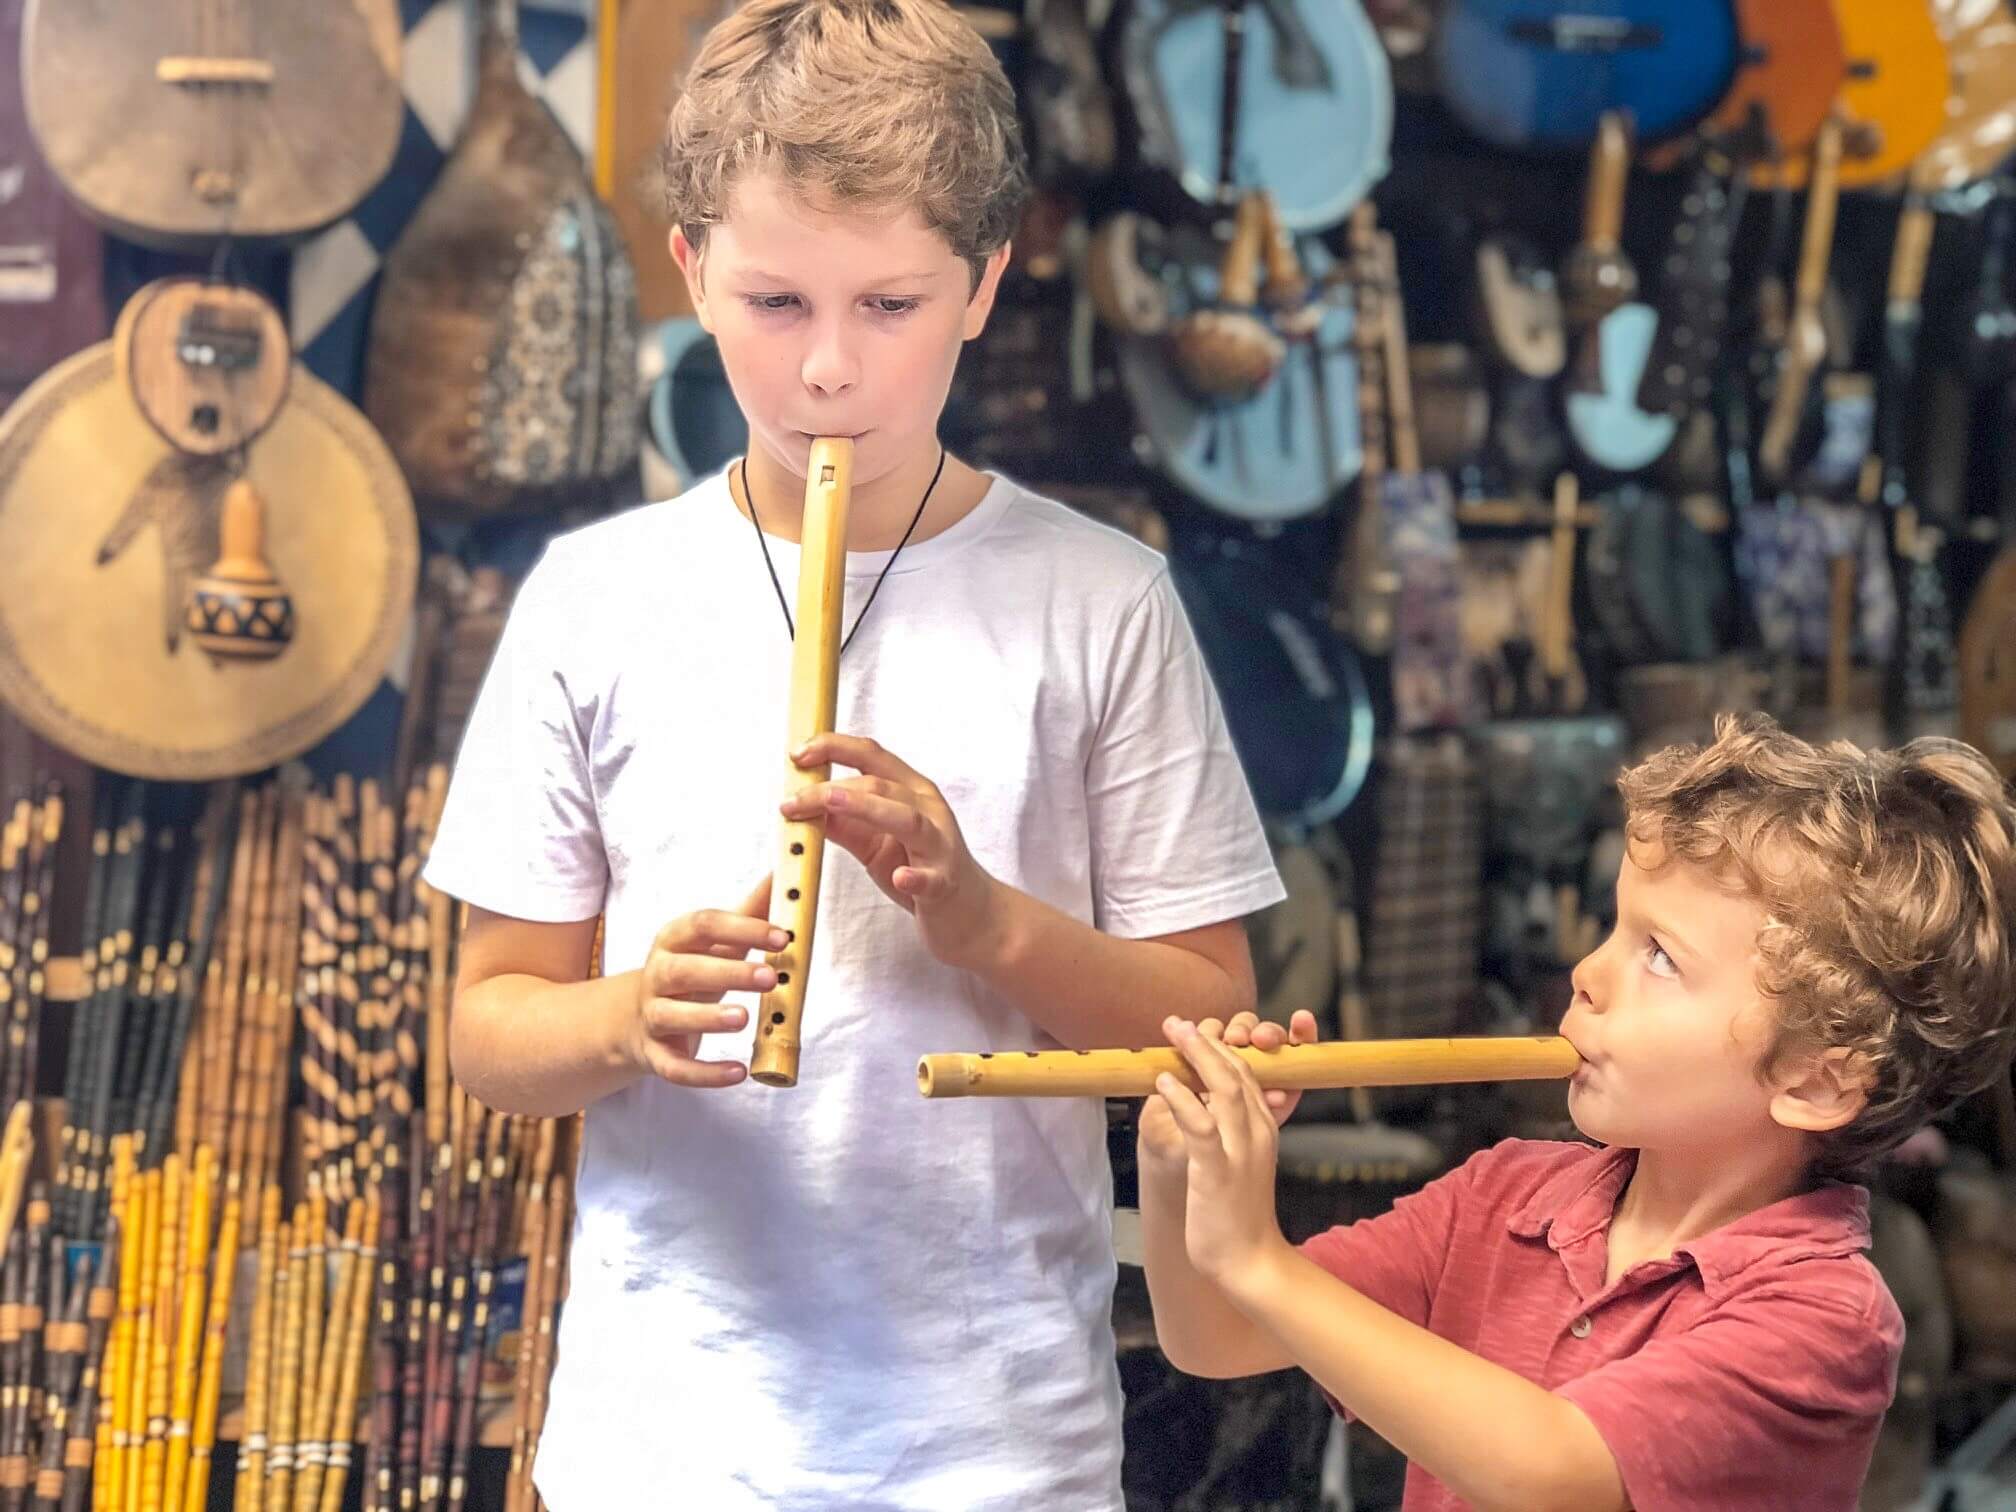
{"left": 970, "top": 887, "right": 1250, "bottom": 1047}
{"left": 450, "top": 969, "right": 645, "bottom": 1117}
{"left": 1221, "top": 1246, "right": 1626, "bottom": 1512}
{"left": 1139, "top": 1167, "right": 1293, "bottom": 1378}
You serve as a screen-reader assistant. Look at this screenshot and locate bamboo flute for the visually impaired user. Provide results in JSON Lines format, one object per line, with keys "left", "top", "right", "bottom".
{"left": 129, "top": 850, "right": 194, "bottom": 1171}
{"left": 290, "top": 1197, "right": 356, "bottom": 1512}
{"left": 1, "top": 1214, "right": 24, "bottom": 1511}
{"left": 33, "top": 1237, "right": 86, "bottom": 1512}
{"left": 78, "top": 801, "right": 147, "bottom": 1242}
{"left": 330, "top": 779, "right": 362, "bottom": 1211}
{"left": 313, "top": 1196, "right": 376, "bottom": 1512}
{"left": 224, "top": 790, "right": 278, "bottom": 1196}
{"left": 295, "top": 798, "right": 334, "bottom": 1198}
{"left": 147, "top": 790, "right": 237, "bottom": 1168}
{"left": 200, "top": 790, "right": 258, "bottom": 1170}
{"left": 56, "top": 813, "right": 112, "bottom": 1236}
{"left": 138, "top": 1155, "right": 187, "bottom": 1511}
{"left": 4, "top": 1191, "right": 48, "bottom": 1509}
{"left": 242, "top": 789, "right": 302, "bottom": 1204}
{"left": 349, "top": 783, "right": 384, "bottom": 1190}
{"left": 122, "top": 1162, "right": 168, "bottom": 1512}
{"left": 17, "top": 789, "right": 61, "bottom": 1124}
{"left": 262, "top": 1205, "right": 309, "bottom": 1512}
{"left": 231, "top": 1187, "right": 282, "bottom": 1512}
{"left": 395, "top": 1120, "right": 427, "bottom": 1512}
{"left": 55, "top": 1228, "right": 112, "bottom": 1512}
{"left": 915, "top": 1036, "right": 1584, "bottom": 1099}
{"left": 518, "top": 1172, "right": 567, "bottom": 1512}
{"left": 111, "top": 828, "right": 179, "bottom": 1167}
{"left": 0, "top": 800, "right": 28, "bottom": 1114}
{"left": 360, "top": 1132, "right": 404, "bottom": 1512}
{"left": 179, "top": 1189, "right": 240, "bottom": 1512}
{"left": 157, "top": 1149, "right": 212, "bottom": 1512}
{"left": 445, "top": 1115, "right": 508, "bottom": 1512}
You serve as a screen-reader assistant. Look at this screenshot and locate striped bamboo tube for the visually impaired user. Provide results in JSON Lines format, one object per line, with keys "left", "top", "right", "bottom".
{"left": 179, "top": 1188, "right": 240, "bottom": 1512}
{"left": 348, "top": 783, "right": 384, "bottom": 1188}
{"left": 383, "top": 781, "right": 426, "bottom": 1154}
{"left": 502, "top": 1125, "right": 556, "bottom": 1512}
{"left": 262, "top": 1204, "right": 309, "bottom": 1512}
{"left": 56, "top": 812, "right": 112, "bottom": 1236}
{"left": 291, "top": 1197, "right": 357, "bottom": 1512}
{"left": 330, "top": 779, "right": 362, "bottom": 1210}
{"left": 294, "top": 1195, "right": 327, "bottom": 1503}
{"left": 231, "top": 1188, "right": 282, "bottom": 1511}
{"left": 294, "top": 798, "right": 334, "bottom": 1198}
{"left": 156, "top": 1150, "right": 212, "bottom": 1512}
{"left": 317, "top": 1193, "right": 377, "bottom": 1512}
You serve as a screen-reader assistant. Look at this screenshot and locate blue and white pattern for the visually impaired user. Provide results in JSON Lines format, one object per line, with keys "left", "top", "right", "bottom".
{"left": 283, "top": 0, "right": 601, "bottom": 777}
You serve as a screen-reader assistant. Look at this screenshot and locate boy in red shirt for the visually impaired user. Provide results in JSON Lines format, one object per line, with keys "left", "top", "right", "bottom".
{"left": 1140, "top": 714, "right": 2016, "bottom": 1510}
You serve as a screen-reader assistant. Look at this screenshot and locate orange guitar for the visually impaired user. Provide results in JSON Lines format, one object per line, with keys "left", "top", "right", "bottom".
{"left": 1755, "top": 0, "right": 1951, "bottom": 190}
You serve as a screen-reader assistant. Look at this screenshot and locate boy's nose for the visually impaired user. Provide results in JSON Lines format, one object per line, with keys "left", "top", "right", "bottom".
{"left": 801, "top": 328, "right": 860, "bottom": 397}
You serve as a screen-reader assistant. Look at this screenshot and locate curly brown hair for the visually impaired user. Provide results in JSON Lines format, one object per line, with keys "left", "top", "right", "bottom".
{"left": 661, "top": 0, "right": 1031, "bottom": 291}
{"left": 1618, "top": 713, "right": 2016, "bottom": 1180}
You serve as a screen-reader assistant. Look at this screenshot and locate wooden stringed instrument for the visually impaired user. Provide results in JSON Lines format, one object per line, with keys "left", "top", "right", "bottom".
{"left": 1644, "top": 0, "right": 1844, "bottom": 171}
{"left": 1922, "top": 0, "right": 2016, "bottom": 191}
{"left": 20, "top": 0, "right": 403, "bottom": 247}
{"left": 1757, "top": 116, "right": 1844, "bottom": 485}
{"left": 1754, "top": 0, "right": 1951, "bottom": 191}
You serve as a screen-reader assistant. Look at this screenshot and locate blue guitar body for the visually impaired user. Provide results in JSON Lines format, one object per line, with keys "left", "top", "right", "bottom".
{"left": 1435, "top": 0, "right": 1739, "bottom": 152}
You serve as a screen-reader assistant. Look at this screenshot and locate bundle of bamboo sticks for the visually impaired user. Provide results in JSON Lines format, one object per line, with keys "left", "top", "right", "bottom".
{"left": 0, "top": 784, "right": 61, "bottom": 1119}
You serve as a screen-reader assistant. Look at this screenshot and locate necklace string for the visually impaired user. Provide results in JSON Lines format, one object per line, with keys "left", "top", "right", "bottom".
{"left": 739, "top": 447, "right": 948, "bottom": 654}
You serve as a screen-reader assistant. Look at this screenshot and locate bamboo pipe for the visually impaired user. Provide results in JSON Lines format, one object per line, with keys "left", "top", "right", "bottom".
{"left": 916, "top": 1036, "right": 1581, "bottom": 1099}
{"left": 748, "top": 436, "right": 854, "bottom": 1089}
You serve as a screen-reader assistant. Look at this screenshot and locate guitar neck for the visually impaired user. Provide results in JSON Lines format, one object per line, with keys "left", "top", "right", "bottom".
{"left": 1790, "top": 115, "right": 1844, "bottom": 318}
{"left": 1377, "top": 231, "right": 1420, "bottom": 476}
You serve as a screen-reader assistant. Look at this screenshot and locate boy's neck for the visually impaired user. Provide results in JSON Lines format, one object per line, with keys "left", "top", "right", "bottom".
{"left": 1605, "top": 1134, "right": 1816, "bottom": 1281}
{"left": 734, "top": 439, "right": 993, "bottom": 553}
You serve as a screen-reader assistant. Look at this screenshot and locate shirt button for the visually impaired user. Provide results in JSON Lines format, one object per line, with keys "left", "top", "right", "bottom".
{"left": 1570, "top": 1315, "right": 1593, "bottom": 1339}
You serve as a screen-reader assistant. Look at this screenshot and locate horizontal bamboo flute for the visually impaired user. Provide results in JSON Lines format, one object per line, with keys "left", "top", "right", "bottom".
{"left": 916, "top": 1036, "right": 1582, "bottom": 1099}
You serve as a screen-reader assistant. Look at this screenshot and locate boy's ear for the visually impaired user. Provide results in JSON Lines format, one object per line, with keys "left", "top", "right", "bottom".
{"left": 1768, "top": 1046, "right": 1874, "bottom": 1135}
{"left": 962, "top": 243, "right": 1013, "bottom": 341}
{"left": 670, "top": 227, "right": 714, "bottom": 333}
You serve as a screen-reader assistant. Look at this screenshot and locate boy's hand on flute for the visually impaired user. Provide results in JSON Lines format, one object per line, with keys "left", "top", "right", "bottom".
{"left": 780, "top": 732, "right": 1008, "bottom": 971}
{"left": 1138, "top": 1010, "right": 1319, "bottom": 1173}
{"left": 1152, "top": 1013, "right": 1312, "bottom": 1286}
{"left": 629, "top": 875, "right": 783, "bottom": 1090}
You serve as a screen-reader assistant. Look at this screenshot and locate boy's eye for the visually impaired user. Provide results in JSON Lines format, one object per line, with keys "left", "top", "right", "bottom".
{"left": 744, "top": 294, "right": 801, "bottom": 312}
{"left": 869, "top": 297, "right": 921, "bottom": 316}
{"left": 1644, "top": 939, "right": 1678, "bottom": 980}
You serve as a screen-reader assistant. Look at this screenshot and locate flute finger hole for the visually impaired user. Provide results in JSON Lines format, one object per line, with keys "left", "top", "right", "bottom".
{"left": 788, "top": 888, "right": 801, "bottom": 901}
{"left": 791, "top": 842, "right": 805, "bottom": 855}
{"left": 770, "top": 1012, "right": 786, "bottom": 1026}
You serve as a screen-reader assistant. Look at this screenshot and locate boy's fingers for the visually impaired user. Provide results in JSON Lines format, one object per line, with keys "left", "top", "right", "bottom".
{"left": 1154, "top": 1072, "right": 1220, "bottom": 1146}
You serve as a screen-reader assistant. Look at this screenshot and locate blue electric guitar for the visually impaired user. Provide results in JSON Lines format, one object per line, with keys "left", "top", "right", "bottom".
{"left": 1434, "top": 0, "right": 1740, "bottom": 154}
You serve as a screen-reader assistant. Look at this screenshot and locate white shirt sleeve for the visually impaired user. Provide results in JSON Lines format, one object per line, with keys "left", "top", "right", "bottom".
{"left": 420, "top": 546, "right": 608, "bottom": 922}
{"left": 1085, "top": 569, "right": 1285, "bottom": 938}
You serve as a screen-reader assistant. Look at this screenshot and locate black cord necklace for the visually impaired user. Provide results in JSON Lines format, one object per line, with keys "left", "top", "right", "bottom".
{"left": 738, "top": 446, "right": 947, "bottom": 654}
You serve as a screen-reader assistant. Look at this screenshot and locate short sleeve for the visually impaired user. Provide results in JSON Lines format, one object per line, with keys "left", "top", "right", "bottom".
{"left": 1553, "top": 1286, "right": 1902, "bottom": 1512}
{"left": 421, "top": 547, "right": 608, "bottom": 921}
{"left": 1085, "top": 570, "right": 1284, "bottom": 937}
{"left": 1296, "top": 1150, "right": 1476, "bottom": 1329}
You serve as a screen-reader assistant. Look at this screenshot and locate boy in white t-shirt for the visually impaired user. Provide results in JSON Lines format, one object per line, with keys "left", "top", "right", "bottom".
{"left": 420, "top": 1, "right": 1286, "bottom": 1506}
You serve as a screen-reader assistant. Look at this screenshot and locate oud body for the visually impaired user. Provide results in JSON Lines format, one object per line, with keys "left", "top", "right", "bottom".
{"left": 20, "top": 0, "right": 403, "bottom": 246}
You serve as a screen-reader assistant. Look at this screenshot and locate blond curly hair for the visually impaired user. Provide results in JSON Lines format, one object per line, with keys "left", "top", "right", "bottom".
{"left": 1619, "top": 714, "right": 2016, "bottom": 1179}
{"left": 662, "top": 0, "right": 1030, "bottom": 290}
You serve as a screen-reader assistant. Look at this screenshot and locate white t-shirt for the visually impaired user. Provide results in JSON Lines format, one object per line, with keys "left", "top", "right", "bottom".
{"left": 422, "top": 468, "right": 1285, "bottom": 1510}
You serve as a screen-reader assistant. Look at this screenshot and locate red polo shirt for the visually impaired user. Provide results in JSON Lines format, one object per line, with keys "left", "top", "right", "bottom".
{"left": 1298, "top": 1138, "right": 1903, "bottom": 1511}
